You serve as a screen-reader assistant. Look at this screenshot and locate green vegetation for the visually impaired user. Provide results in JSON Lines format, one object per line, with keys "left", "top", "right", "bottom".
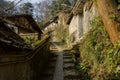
{"left": 78, "top": 17, "right": 120, "bottom": 80}
{"left": 54, "top": 23, "right": 69, "bottom": 45}
{"left": 34, "top": 35, "right": 49, "bottom": 46}
{"left": 117, "top": 0, "right": 120, "bottom": 10}
{"left": 50, "top": 0, "right": 74, "bottom": 16}
{"left": 23, "top": 37, "right": 37, "bottom": 47}
{"left": 76, "top": 63, "right": 90, "bottom": 80}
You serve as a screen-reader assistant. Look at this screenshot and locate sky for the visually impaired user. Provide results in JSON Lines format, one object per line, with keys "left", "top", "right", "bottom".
{"left": 6, "top": 0, "right": 44, "bottom": 3}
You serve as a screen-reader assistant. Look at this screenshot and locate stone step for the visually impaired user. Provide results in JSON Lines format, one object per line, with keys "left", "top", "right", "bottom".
{"left": 63, "top": 63, "right": 75, "bottom": 69}
{"left": 64, "top": 69, "right": 80, "bottom": 76}
{"left": 63, "top": 56, "right": 72, "bottom": 59}
{"left": 63, "top": 53, "right": 71, "bottom": 56}
{"left": 63, "top": 59, "right": 73, "bottom": 63}
{"left": 64, "top": 78, "right": 81, "bottom": 80}
{"left": 63, "top": 50, "right": 70, "bottom": 53}
{"left": 64, "top": 69, "right": 80, "bottom": 80}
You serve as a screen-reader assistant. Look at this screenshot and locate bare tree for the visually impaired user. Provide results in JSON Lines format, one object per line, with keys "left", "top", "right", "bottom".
{"left": 0, "top": 0, "right": 22, "bottom": 16}
{"left": 34, "top": 0, "right": 52, "bottom": 21}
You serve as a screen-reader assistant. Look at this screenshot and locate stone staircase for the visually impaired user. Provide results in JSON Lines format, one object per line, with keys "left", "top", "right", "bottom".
{"left": 39, "top": 50, "right": 81, "bottom": 80}
{"left": 63, "top": 51, "right": 80, "bottom": 80}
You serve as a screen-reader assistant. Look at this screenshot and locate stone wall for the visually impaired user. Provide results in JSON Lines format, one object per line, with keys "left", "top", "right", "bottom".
{"left": 69, "top": 1, "right": 98, "bottom": 46}
{"left": 69, "top": 14, "right": 83, "bottom": 44}
{"left": 0, "top": 36, "right": 50, "bottom": 80}
{"left": 78, "top": 14, "right": 83, "bottom": 39}
{"left": 69, "top": 15, "right": 78, "bottom": 43}
{"left": 83, "top": 2, "right": 98, "bottom": 34}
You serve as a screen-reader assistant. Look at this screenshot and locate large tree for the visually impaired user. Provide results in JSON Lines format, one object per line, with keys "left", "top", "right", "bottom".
{"left": 95, "top": 0, "right": 120, "bottom": 44}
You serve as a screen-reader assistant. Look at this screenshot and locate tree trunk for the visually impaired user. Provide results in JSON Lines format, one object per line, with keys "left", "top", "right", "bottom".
{"left": 95, "top": 0, "right": 120, "bottom": 44}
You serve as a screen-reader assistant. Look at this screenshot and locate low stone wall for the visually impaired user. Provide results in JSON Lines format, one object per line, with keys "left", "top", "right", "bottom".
{"left": 0, "top": 36, "right": 51, "bottom": 80}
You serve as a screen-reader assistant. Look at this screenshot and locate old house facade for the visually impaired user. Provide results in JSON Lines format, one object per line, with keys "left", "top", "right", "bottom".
{"left": 0, "top": 18, "right": 51, "bottom": 80}
{"left": 3, "top": 14, "right": 42, "bottom": 40}
{"left": 0, "top": 19, "right": 32, "bottom": 54}
{"left": 67, "top": 0, "right": 98, "bottom": 46}
{"left": 83, "top": 1, "right": 98, "bottom": 34}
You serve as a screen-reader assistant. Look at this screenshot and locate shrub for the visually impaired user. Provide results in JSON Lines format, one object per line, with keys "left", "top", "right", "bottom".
{"left": 79, "top": 17, "right": 120, "bottom": 80}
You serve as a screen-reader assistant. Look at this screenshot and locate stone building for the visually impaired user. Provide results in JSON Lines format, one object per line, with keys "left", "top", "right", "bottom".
{"left": 67, "top": 0, "right": 98, "bottom": 46}
{"left": 83, "top": 1, "right": 98, "bottom": 34}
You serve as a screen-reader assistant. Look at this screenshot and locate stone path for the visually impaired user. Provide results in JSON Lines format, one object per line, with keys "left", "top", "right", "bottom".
{"left": 52, "top": 42, "right": 64, "bottom": 80}
{"left": 53, "top": 52, "right": 64, "bottom": 80}
{"left": 40, "top": 43, "right": 81, "bottom": 80}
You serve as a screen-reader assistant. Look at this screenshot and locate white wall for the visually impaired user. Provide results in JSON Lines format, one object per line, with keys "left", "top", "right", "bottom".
{"left": 83, "top": 6, "right": 90, "bottom": 34}
{"left": 78, "top": 14, "right": 83, "bottom": 39}
{"left": 89, "top": 2, "right": 98, "bottom": 20}
{"left": 69, "top": 15, "right": 77, "bottom": 36}
{"left": 69, "top": 2, "right": 98, "bottom": 45}
{"left": 69, "top": 14, "right": 83, "bottom": 43}
{"left": 83, "top": 2, "right": 98, "bottom": 34}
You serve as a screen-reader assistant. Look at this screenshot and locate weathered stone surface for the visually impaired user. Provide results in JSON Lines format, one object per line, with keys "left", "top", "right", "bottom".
{"left": 68, "top": 1, "right": 99, "bottom": 46}
{"left": 63, "top": 56, "right": 72, "bottom": 59}
{"left": 69, "top": 15, "right": 83, "bottom": 44}
{"left": 53, "top": 51, "right": 64, "bottom": 80}
{"left": 83, "top": 2, "right": 98, "bottom": 34}
{"left": 64, "top": 58, "right": 73, "bottom": 63}
{"left": 63, "top": 63, "right": 75, "bottom": 69}
{"left": 63, "top": 53, "right": 71, "bottom": 56}
{"left": 64, "top": 69, "right": 80, "bottom": 77}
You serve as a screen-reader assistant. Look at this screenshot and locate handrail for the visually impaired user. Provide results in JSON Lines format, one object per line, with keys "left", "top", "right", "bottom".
{"left": 0, "top": 35, "right": 51, "bottom": 65}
